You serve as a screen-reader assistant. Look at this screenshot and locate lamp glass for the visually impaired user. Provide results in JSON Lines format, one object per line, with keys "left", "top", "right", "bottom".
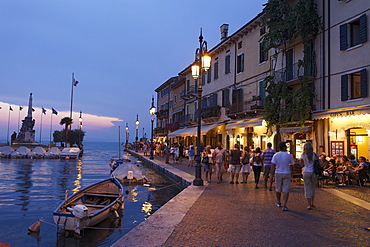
{"left": 201, "top": 53, "right": 211, "bottom": 71}
{"left": 191, "top": 64, "right": 200, "bottom": 80}
{"left": 136, "top": 120, "right": 139, "bottom": 126}
{"left": 150, "top": 106, "right": 156, "bottom": 116}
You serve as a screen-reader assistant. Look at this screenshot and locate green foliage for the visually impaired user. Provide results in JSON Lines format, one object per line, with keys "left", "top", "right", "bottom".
{"left": 261, "top": 0, "right": 321, "bottom": 49}
{"left": 53, "top": 129, "right": 85, "bottom": 145}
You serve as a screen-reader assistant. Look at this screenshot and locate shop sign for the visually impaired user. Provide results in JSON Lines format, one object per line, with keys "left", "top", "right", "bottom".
{"left": 329, "top": 111, "right": 355, "bottom": 118}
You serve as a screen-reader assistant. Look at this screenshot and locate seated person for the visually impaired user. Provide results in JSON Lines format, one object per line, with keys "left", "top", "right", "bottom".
{"left": 336, "top": 162, "right": 347, "bottom": 185}
{"left": 352, "top": 156, "right": 367, "bottom": 186}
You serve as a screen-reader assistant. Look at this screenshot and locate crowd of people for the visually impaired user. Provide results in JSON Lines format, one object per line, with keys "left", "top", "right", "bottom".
{"left": 136, "top": 140, "right": 369, "bottom": 211}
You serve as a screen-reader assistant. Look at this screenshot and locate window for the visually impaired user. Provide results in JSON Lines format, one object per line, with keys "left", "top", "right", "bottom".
{"left": 285, "top": 49, "right": 294, "bottom": 81}
{"left": 174, "top": 95, "right": 177, "bottom": 104}
{"left": 225, "top": 55, "right": 231, "bottom": 74}
{"left": 214, "top": 61, "right": 219, "bottom": 80}
{"left": 238, "top": 41, "right": 242, "bottom": 49}
{"left": 232, "top": 88, "right": 243, "bottom": 104}
{"left": 259, "top": 41, "right": 268, "bottom": 63}
{"left": 340, "top": 14, "right": 367, "bottom": 50}
{"left": 222, "top": 88, "right": 230, "bottom": 107}
{"left": 169, "top": 100, "right": 173, "bottom": 110}
{"left": 202, "top": 71, "right": 206, "bottom": 85}
{"left": 210, "top": 93, "right": 218, "bottom": 106}
{"left": 341, "top": 69, "right": 367, "bottom": 101}
{"left": 304, "top": 41, "right": 313, "bottom": 76}
{"left": 260, "top": 26, "right": 266, "bottom": 36}
{"left": 237, "top": 53, "right": 244, "bottom": 73}
{"left": 207, "top": 68, "right": 212, "bottom": 83}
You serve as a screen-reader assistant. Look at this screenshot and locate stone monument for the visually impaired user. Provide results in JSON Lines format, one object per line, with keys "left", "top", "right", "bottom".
{"left": 17, "top": 93, "right": 36, "bottom": 143}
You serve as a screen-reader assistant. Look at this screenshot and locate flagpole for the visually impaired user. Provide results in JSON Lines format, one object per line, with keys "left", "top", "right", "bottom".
{"left": 69, "top": 73, "right": 74, "bottom": 129}
{"left": 39, "top": 109, "right": 43, "bottom": 143}
{"left": 17, "top": 106, "right": 21, "bottom": 133}
{"left": 50, "top": 110, "right": 53, "bottom": 145}
{"left": 7, "top": 106, "right": 11, "bottom": 145}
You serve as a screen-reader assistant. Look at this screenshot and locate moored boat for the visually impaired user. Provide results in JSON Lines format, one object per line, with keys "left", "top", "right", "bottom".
{"left": 110, "top": 160, "right": 147, "bottom": 184}
{"left": 53, "top": 178, "right": 124, "bottom": 234}
{"left": 10, "top": 146, "right": 31, "bottom": 158}
{"left": 44, "top": 147, "right": 61, "bottom": 159}
{"left": 59, "top": 147, "right": 81, "bottom": 159}
{"left": 29, "top": 146, "right": 47, "bottom": 158}
{"left": 0, "top": 146, "right": 14, "bottom": 158}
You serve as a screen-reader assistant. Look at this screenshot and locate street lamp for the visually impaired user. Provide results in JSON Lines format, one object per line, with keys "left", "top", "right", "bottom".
{"left": 149, "top": 97, "right": 156, "bottom": 159}
{"left": 125, "top": 123, "right": 129, "bottom": 149}
{"left": 191, "top": 28, "right": 211, "bottom": 186}
{"left": 135, "top": 114, "right": 139, "bottom": 152}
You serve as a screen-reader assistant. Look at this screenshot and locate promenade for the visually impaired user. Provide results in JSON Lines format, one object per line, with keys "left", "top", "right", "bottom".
{"left": 113, "top": 151, "right": 370, "bottom": 247}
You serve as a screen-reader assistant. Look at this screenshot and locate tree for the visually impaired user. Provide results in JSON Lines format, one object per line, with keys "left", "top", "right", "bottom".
{"left": 53, "top": 129, "right": 85, "bottom": 146}
{"left": 60, "top": 117, "right": 73, "bottom": 145}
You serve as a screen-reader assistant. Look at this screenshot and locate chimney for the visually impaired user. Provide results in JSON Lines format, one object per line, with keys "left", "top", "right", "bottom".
{"left": 220, "top": 24, "right": 229, "bottom": 41}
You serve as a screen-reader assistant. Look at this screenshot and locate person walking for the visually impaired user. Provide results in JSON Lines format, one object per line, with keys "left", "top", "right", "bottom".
{"left": 229, "top": 144, "right": 242, "bottom": 184}
{"left": 188, "top": 146, "right": 195, "bottom": 167}
{"left": 271, "top": 142, "right": 295, "bottom": 211}
{"left": 178, "top": 143, "right": 184, "bottom": 164}
{"left": 262, "top": 143, "right": 276, "bottom": 190}
{"left": 213, "top": 142, "right": 226, "bottom": 184}
{"left": 240, "top": 147, "right": 251, "bottom": 184}
{"left": 251, "top": 147, "right": 263, "bottom": 189}
{"left": 300, "top": 142, "right": 318, "bottom": 210}
{"left": 202, "top": 145, "right": 214, "bottom": 183}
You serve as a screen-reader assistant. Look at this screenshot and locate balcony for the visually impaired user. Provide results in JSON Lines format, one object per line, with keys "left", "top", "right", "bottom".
{"left": 165, "top": 122, "right": 179, "bottom": 132}
{"left": 225, "top": 96, "right": 264, "bottom": 119}
{"left": 179, "top": 114, "right": 197, "bottom": 126}
{"left": 181, "top": 85, "right": 198, "bottom": 100}
{"left": 201, "top": 106, "right": 221, "bottom": 123}
{"left": 273, "top": 62, "right": 314, "bottom": 85}
{"left": 156, "top": 109, "right": 169, "bottom": 120}
{"left": 154, "top": 127, "right": 167, "bottom": 136}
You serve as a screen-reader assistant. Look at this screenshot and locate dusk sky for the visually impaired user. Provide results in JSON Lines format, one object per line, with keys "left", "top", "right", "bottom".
{"left": 0, "top": 0, "right": 267, "bottom": 143}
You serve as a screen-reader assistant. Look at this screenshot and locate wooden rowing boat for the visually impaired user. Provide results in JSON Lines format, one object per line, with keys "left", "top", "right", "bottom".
{"left": 53, "top": 178, "right": 124, "bottom": 234}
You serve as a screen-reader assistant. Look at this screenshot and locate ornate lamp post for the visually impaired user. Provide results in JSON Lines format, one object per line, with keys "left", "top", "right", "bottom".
{"left": 125, "top": 123, "right": 129, "bottom": 149}
{"left": 135, "top": 115, "right": 139, "bottom": 152}
{"left": 149, "top": 97, "right": 156, "bottom": 159}
{"left": 191, "top": 29, "right": 211, "bottom": 186}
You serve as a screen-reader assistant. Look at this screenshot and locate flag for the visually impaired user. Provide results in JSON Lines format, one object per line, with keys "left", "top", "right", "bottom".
{"left": 10, "top": 106, "right": 13, "bottom": 111}
{"left": 32, "top": 108, "right": 35, "bottom": 112}
{"left": 42, "top": 107, "right": 46, "bottom": 115}
{"left": 20, "top": 106, "right": 23, "bottom": 111}
{"left": 73, "top": 74, "right": 79, "bottom": 86}
{"left": 52, "top": 108, "right": 58, "bottom": 115}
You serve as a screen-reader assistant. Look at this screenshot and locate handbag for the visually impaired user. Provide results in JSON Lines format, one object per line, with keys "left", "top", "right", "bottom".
{"left": 202, "top": 156, "right": 209, "bottom": 164}
{"left": 313, "top": 157, "right": 321, "bottom": 176}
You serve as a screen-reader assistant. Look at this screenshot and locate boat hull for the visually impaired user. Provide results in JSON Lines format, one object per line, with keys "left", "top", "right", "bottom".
{"left": 53, "top": 178, "right": 123, "bottom": 234}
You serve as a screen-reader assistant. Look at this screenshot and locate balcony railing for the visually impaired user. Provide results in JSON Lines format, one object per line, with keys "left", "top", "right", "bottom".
{"left": 225, "top": 96, "right": 264, "bottom": 117}
{"left": 154, "top": 127, "right": 167, "bottom": 135}
{"left": 178, "top": 114, "right": 197, "bottom": 126}
{"left": 156, "top": 109, "right": 169, "bottom": 119}
{"left": 181, "top": 85, "right": 198, "bottom": 100}
{"left": 273, "top": 62, "right": 313, "bottom": 83}
{"left": 165, "top": 122, "right": 179, "bottom": 132}
{"left": 201, "top": 106, "right": 221, "bottom": 119}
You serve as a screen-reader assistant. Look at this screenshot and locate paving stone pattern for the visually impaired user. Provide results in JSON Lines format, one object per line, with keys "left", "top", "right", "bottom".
{"left": 134, "top": 151, "right": 370, "bottom": 246}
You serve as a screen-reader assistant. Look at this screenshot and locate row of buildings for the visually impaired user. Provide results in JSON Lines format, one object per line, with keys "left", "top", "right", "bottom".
{"left": 154, "top": 0, "right": 370, "bottom": 160}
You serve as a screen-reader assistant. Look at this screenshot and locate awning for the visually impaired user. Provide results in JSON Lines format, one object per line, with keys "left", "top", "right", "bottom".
{"left": 312, "top": 104, "right": 370, "bottom": 120}
{"left": 168, "top": 124, "right": 220, "bottom": 138}
{"left": 226, "top": 117, "right": 263, "bottom": 129}
{"left": 279, "top": 126, "right": 310, "bottom": 133}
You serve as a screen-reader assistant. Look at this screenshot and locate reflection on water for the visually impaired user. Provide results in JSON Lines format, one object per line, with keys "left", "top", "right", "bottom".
{"left": 73, "top": 160, "right": 83, "bottom": 192}
{"left": 0, "top": 142, "right": 183, "bottom": 247}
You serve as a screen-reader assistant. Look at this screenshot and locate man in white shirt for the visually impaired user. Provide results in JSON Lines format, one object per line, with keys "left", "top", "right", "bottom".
{"left": 271, "top": 142, "right": 295, "bottom": 211}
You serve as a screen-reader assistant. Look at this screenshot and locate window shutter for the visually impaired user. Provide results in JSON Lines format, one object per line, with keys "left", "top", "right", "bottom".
{"left": 341, "top": 74, "right": 349, "bottom": 101}
{"left": 202, "top": 97, "right": 207, "bottom": 109}
{"left": 202, "top": 71, "right": 206, "bottom": 86}
{"left": 207, "top": 68, "right": 212, "bottom": 83}
{"left": 240, "top": 54, "right": 244, "bottom": 72}
{"left": 359, "top": 14, "right": 367, "bottom": 44}
{"left": 340, "top": 23, "right": 348, "bottom": 51}
{"left": 212, "top": 93, "right": 218, "bottom": 106}
{"left": 225, "top": 55, "right": 231, "bottom": 74}
{"left": 360, "top": 69, "right": 368, "bottom": 98}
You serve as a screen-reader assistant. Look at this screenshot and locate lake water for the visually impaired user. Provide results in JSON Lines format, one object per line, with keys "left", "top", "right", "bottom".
{"left": 0, "top": 142, "right": 183, "bottom": 247}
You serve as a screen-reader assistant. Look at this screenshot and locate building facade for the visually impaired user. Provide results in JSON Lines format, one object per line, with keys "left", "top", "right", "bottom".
{"left": 154, "top": 0, "right": 370, "bottom": 160}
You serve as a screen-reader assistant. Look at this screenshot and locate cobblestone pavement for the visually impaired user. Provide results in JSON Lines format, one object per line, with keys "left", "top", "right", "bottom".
{"left": 133, "top": 151, "right": 370, "bottom": 246}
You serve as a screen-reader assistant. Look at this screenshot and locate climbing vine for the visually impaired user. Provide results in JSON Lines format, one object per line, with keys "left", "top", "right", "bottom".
{"left": 261, "top": 0, "right": 321, "bottom": 135}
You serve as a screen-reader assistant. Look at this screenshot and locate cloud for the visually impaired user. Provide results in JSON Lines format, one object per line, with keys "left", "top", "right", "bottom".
{"left": 0, "top": 101, "right": 122, "bottom": 142}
